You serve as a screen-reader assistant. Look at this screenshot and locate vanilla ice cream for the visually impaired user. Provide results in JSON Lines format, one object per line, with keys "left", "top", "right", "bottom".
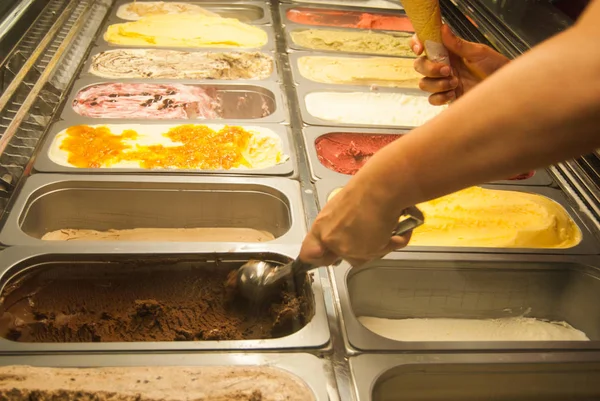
{"left": 49, "top": 124, "right": 288, "bottom": 170}
{"left": 104, "top": 15, "right": 268, "bottom": 48}
{"left": 116, "top": 2, "right": 219, "bottom": 20}
{"left": 42, "top": 228, "right": 275, "bottom": 242}
{"left": 305, "top": 92, "right": 445, "bottom": 127}
{"left": 298, "top": 56, "right": 422, "bottom": 88}
{"left": 328, "top": 186, "right": 582, "bottom": 248}
{"left": 358, "top": 316, "right": 589, "bottom": 341}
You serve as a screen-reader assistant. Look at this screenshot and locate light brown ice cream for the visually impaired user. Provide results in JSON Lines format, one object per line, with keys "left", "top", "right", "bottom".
{"left": 42, "top": 228, "right": 275, "bottom": 242}
{"left": 0, "top": 365, "right": 316, "bottom": 400}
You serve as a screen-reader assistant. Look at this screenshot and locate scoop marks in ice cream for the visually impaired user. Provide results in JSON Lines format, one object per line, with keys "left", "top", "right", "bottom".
{"left": 298, "top": 56, "right": 421, "bottom": 87}
{"left": 90, "top": 49, "right": 273, "bottom": 80}
{"left": 305, "top": 92, "right": 445, "bottom": 127}
{"left": 116, "top": 1, "right": 219, "bottom": 20}
{"left": 291, "top": 29, "right": 413, "bottom": 56}
{"left": 104, "top": 15, "right": 268, "bottom": 48}
{"left": 287, "top": 8, "right": 414, "bottom": 32}
{"left": 328, "top": 186, "right": 582, "bottom": 248}
{"left": 358, "top": 316, "right": 590, "bottom": 341}
{"left": 50, "top": 124, "right": 288, "bottom": 170}
{"left": 315, "top": 133, "right": 401, "bottom": 174}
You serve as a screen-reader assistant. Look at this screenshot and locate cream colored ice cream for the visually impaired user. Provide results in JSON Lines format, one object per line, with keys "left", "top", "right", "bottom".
{"left": 328, "top": 186, "right": 582, "bottom": 248}
{"left": 305, "top": 92, "right": 445, "bottom": 126}
{"left": 291, "top": 29, "right": 413, "bottom": 56}
{"left": 401, "top": 0, "right": 449, "bottom": 63}
{"left": 104, "top": 15, "right": 268, "bottom": 48}
{"left": 0, "top": 365, "right": 316, "bottom": 401}
{"left": 49, "top": 124, "right": 288, "bottom": 170}
{"left": 42, "top": 228, "right": 275, "bottom": 242}
{"left": 358, "top": 316, "right": 590, "bottom": 341}
{"left": 298, "top": 56, "right": 422, "bottom": 87}
{"left": 116, "top": 2, "right": 219, "bottom": 20}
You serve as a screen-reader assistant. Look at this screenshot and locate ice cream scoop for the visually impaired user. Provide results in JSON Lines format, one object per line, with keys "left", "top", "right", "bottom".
{"left": 401, "top": 0, "right": 449, "bottom": 64}
{"left": 234, "top": 206, "right": 424, "bottom": 300}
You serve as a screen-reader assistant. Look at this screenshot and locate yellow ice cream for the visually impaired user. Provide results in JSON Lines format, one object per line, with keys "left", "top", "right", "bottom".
{"left": 298, "top": 56, "right": 422, "bottom": 87}
{"left": 291, "top": 29, "right": 413, "bottom": 56}
{"left": 328, "top": 186, "right": 581, "bottom": 248}
{"left": 104, "top": 15, "right": 268, "bottom": 48}
{"left": 49, "top": 124, "right": 288, "bottom": 170}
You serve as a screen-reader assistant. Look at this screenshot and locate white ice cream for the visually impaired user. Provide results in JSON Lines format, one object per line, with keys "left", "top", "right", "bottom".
{"left": 358, "top": 316, "right": 590, "bottom": 341}
{"left": 305, "top": 92, "right": 445, "bottom": 127}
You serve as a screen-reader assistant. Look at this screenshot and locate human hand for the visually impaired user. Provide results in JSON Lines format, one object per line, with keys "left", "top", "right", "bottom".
{"left": 299, "top": 182, "right": 412, "bottom": 268}
{"left": 410, "top": 24, "right": 510, "bottom": 105}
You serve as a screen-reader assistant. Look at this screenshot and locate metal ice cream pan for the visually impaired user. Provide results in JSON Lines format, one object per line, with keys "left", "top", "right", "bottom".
{"left": 0, "top": 246, "right": 330, "bottom": 352}
{"left": 33, "top": 121, "right": 296, "bottom": 177}
{"left": 333, "top": 254, "right": 600, "bottom": 352}
{"left": 288, "top": 51, "right": 418, "bottom": 90}
{"left": 96, "top": 19, "right": 277, "bottom": 52}
{"left": 0, "top": 353, "right": 329, "bottom": 400}
{"left": 314, "top": 179, "right": 599, "bottom": 255}
{"left": 297, "top": 86, "right": 438, "bottom": 130}
{"left": 0, "top": 174, "right": 306, "bottom": 247}
{"left": 60, "top": 78, "right": 289, "bottom": 124}
{"left": 303, "top": 126, "right": 554, "bottom": 186}
{"left": 108, "top": 0, "right": 273, "bottom": 25}
{"left": 279, "top": 3, "right": 410, "bottom": 32}
{"left": 79, "top": 45, "right": 281, "bottom": 83}
{"left": 285, "top": 26, "right": 414, "bottom": 57}
{"left": 350, "top": 353, "right": 600, "bottom": 400}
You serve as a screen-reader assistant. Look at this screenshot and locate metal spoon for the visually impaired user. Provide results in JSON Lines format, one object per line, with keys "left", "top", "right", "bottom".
{"left": 235, "top": 206, "right": 425, "bottom": 300}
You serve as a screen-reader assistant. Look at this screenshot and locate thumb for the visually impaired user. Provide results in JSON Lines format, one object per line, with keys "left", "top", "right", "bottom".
{"left": 299, "top": 232, "right": 339, "bottom": 267}
{"left": 441, "top": 24, "right": 479, "bottom": 59}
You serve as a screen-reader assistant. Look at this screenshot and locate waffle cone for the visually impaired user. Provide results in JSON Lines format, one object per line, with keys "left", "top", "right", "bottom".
{"left": 402, "top": 0, "right": 449, "bottom": 64}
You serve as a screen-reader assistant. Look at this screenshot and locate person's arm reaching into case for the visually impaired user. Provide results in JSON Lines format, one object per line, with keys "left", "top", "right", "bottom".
{"left": 299, "top": 0, "right": 600, "bottom": 267}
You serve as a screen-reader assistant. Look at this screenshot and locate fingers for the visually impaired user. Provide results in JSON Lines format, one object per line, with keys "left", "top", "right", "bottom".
{"left": 419, "top": 76, "right": 458, "bottom": 93}
{"left": 299, "top": 231, "right": 340, "bottom": 267}
{"left": 429, "top": 91, "right": 456, "bottom": 106}
{"left": 414, "top": 56, "right": 452, "bottom": 78}
{"left": 409, "top": 34, "right": 424, "bottom": 55}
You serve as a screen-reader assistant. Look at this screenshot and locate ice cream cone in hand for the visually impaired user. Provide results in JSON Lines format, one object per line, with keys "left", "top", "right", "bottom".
{"left": 401, "top": 0, "right": 449, "bottom": 64}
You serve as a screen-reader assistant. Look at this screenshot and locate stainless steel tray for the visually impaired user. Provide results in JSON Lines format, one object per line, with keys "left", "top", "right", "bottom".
{"left": 79, "top": 45, "right": 280, "bottom": 83}
{"left": 288, "top": 51, "right": 418, "bottom": 90}
{"left": 0, "top": 174, "right": 306, "bottom": 246}
{"left": 350, "top": 353, "right": 600, "bottom": 401}
{"left": 315, "top": 180, "right": 599, "bottom": 254}
{"left": 334, "top": 254, "right": 600, "bottom": 352}
{"left": 109, "top": 0, "right": 273, "bottom": 25}
{"left": 97, "top": 17, "right": 276, "bottom": 51}
{"left": 303, "top": 126, "right": 554, "bottom": 185}
{"left": 33, "top": 121, "right": 295, "bottom": 176}
{"left": 0, "top": 353, "right": 328, "bottom": 400}
{"left": 279, "top": 3, "right": 410, "bottom": 31}
{"left": 0, "top": 246, "right": 330, "bottom": 352}
{"left": 61, "top": 78, "right": 289, "bottom": 124}
{"left": 285, "top": 25, "right": 413, "bottom": 57}
{"left": 296, "top": 85, "right": 435, "bottom": 129}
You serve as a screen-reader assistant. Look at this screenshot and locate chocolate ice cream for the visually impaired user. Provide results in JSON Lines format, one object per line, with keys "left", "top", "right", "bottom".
{"left": 0, "top": 259, "right": 312, "bottom": 342}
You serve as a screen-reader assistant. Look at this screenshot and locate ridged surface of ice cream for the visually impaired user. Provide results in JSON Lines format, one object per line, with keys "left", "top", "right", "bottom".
{"left": 49, "top": 124, "right": 288, "bottom": 170}
{"left": 315, "top": 133, "right": 401, "bottom": 174}
{"left": 358, "top": 317, "right": 590, "bottom": 341}
{"left": 328, "top": 186, "right": 582, "bottom": 248}
{"left": 90, "top": 49, "right": 273, "bottom": 80}
{"left": 287, "top": 8, "right": 414, "bottom": 31}
{"left": 0, "top": 366, "right": 315, "bottom": 401}
{"left": 104, "top": 15, "right": 268, "bottom": 48}
{"left": 291, "top": 0, "right": 402, "bottom": 10}
{"left": 305, "top": 92, "right": 445, "bottom": 126}
{"left": 42, "top": 228, "right": 275, "bottom": 242}
{"left": 72, "top": 83, "right": 220, "bottom": 119}
{"left": 116, "top": 1, "right": 219, "bottom": 20}
{"left": 298, "top": 56, "right": 421, "bottom": 87}
{"left": 291, "top": 29, "right": 413, "bottom": 56}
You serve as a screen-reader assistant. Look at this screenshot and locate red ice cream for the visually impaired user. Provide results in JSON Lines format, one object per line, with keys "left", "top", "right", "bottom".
{"left": 287, "top": 8, "right": 414, "bottom": 32}
{"left": 315, "top": 132, "right": 536, "bottom": 180}
{"left": 315, "top": 133, "right": 401, "bottom": 175}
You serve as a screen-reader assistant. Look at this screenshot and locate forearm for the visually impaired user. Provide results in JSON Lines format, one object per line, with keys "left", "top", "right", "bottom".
{"left": 352, "top": 12, "right": 600, "bottom": 215}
